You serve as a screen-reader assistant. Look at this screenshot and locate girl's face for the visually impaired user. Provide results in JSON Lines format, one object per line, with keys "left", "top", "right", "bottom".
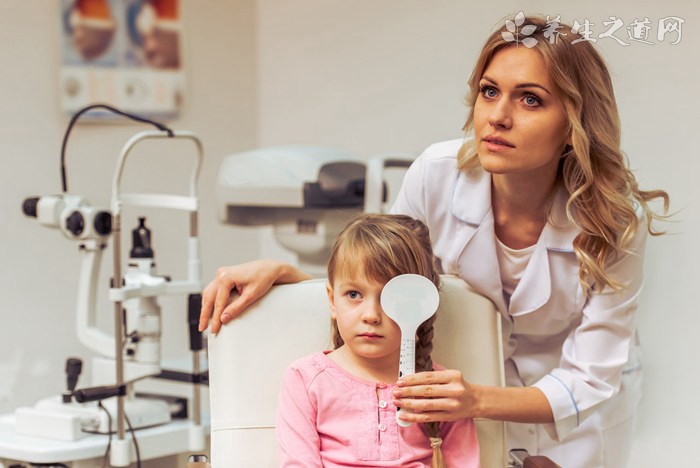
{"left": 327, "top": 272, "right": 402, "bottom": 365}
{"left": 473, "top": 46, "right": 569, "bottom": 182}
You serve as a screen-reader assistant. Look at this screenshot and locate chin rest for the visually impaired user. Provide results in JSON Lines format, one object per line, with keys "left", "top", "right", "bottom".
{"left": 208, "top": 275, "right": 559, "bottom": 467}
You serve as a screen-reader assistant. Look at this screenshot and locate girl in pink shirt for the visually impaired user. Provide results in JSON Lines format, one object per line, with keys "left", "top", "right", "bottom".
{"left": 276, "top": 214, "right": 480, "bottom": 467}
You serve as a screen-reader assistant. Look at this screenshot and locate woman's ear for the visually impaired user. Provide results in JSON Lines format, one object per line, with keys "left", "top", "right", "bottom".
{"left": 326, "top": 281, "right": 336, "bottom": 319}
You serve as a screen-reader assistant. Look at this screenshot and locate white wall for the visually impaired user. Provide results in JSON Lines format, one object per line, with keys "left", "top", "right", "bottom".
{"left": 0, "top": 0, "right": 259, "bottom": 418}
{"left": 255, "top": 0, "right": 698, "bottom": 466}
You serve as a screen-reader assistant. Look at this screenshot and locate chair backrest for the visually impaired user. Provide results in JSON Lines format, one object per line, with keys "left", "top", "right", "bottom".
{"left": 208, "top": 275, "right": 506, "bottom": 467}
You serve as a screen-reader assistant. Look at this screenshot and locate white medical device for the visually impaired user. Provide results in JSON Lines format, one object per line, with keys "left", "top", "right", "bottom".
{"left": 216, "top": 146, "right": 415, "bottom": 274}
{"left": 18, "top": 128, "right": 206, "bottom": 467}
{"left": 380, "top": 274, "right": 440, "bottom": 427}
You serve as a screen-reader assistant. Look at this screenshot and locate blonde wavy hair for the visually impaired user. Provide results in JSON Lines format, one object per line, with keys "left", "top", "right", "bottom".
{"left": 458, "top": 15, "right": 669, "bottom": 291}
{"left": 327, "top": 214, "right": 449, "bottom": 468}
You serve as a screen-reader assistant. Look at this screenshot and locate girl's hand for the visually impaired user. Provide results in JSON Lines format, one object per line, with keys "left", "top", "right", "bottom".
{"left": 198, "top": 259, "right": 283, "bottom": 335}
{"left": 391, "top": 370, "right": 478, "bottom": 423}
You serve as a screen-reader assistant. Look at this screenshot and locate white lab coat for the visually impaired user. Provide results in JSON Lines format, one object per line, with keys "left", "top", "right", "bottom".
{"left": 391, "top": 139, "right": 644, "bottom": 468}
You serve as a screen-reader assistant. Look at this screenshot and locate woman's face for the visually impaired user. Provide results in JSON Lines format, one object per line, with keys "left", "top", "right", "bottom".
{"left": 473, "top": 46, "right": 569, "bottom": 181}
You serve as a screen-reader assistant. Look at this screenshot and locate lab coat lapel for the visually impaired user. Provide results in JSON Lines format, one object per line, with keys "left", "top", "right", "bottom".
{"left": 507, "top": 237, "right": 551, "bottom": 316}
{"left": 452, "top": 170, "right": 508, "bottom": 313}
{"left": 508, "top": 187, "right": 578, "bottom": 316}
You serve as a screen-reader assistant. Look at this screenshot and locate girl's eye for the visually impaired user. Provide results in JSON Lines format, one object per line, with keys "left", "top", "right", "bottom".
{"left": 480, "top": 84, "right": 497, "bottom": 98}
{"left": 347, "top": 291, "right": 361, "bottom": 300}
{"left": 523, "top": 93, "right": 541, "bottom": 107}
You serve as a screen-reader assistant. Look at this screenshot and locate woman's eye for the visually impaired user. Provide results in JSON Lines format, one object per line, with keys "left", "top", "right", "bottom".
{"left": 480, "top": 85, "right": 497, "bottom": 98}
{"left": 524, "top": 94, "right": 541, "bottom": 107}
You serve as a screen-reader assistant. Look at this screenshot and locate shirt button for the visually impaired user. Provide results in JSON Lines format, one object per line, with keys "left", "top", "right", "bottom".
{"left": 528, "top": 428, "right": 535, "bottom": 435}
{"left": 508, "top": 339, "right": 517, "bottom": 347}
{"left": 378, "top": 400, "right": 387, "bottom": 408}
{"left": 378, "top": 423, "right": 387, "bottom": 431}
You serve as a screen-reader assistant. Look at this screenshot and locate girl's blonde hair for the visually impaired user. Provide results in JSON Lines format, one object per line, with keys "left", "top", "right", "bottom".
{"left": 458, "top": 15, "right": 669, "bottom": 291}
{"left": 327, "top": 213, "right": 448, "bottom": 468}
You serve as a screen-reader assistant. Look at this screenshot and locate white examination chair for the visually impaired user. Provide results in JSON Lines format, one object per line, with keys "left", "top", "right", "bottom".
{"left": 208, "top": 275, "right": 557, "bottom": 468}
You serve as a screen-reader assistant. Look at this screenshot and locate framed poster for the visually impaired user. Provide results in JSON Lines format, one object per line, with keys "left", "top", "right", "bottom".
{"left": 59, "top": 0, "right": 184, "bottom": 119}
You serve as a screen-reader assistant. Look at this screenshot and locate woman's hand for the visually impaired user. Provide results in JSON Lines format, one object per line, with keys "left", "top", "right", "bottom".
{"left": 391, "top": 370, "right": 478, "bottom": 423}
{"left": 199, "top": 259, "right": 310, "bottom": 335}
{"left": 393, "top": 370, "right": 555, "bottom": 424}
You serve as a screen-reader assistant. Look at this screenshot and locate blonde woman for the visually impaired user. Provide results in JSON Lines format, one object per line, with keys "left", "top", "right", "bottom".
{"left": 200, "top": 15, "right": 668, "bottom": 467}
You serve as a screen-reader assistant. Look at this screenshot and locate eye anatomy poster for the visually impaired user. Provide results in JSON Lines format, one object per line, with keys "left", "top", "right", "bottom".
{"left": 60, "top": 0, "right": 183, "bottom": 118}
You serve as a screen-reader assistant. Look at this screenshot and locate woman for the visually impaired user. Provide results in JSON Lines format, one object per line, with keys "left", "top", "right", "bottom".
{"left": 200, "top": 15, "right": 668, "bottom": 467}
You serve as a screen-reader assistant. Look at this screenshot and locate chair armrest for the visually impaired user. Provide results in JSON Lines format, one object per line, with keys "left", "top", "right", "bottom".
{"left": 510, "top": 449, "right": 561, "bottom": 468}
{"left": 524, "top": 456, "right": 562, "bottom": 468}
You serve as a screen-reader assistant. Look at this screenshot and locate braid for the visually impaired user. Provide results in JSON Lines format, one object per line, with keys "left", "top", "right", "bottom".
{"left": 415, "top": 314, "right": 446, "bottom": 467}
{"left": 332, "top": 325, "right": 344, "bottom": 349}
{"left": 415, "top": 316, "right": 436, "bottom": 374}
{"left": 426, "top": 421, "right": 446, "bottom": 468}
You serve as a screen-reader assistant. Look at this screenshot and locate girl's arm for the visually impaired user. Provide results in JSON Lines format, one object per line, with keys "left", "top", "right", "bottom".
{"left": 440, "top": 411, "right": 482, "bottom": 468}
{"left": 276, "top": 366, "right": 323, "bottom": 468}
{"left": 199, "top": 259, "right": 312, "bottom": 334}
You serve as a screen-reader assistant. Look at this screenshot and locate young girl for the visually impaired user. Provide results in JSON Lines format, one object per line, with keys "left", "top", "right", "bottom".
{"left": 275, "top": 214, "right": 480, "bottom": 468}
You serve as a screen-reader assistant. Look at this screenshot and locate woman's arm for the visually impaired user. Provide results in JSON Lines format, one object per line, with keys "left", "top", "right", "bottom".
{"left": 391, "top": 370, "right": 554, "bottom": 424}
{"left": 530, "top": 223, "right": 647, "bottom": 439}
{"left": 393, "top": 224, "right": 647, "bottom": 432}
{"left": 199, "top": 259, "right": 312, "bottom": 334}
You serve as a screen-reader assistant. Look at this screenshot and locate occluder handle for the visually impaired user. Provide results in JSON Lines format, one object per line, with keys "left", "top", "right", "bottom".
{"left": 396, "top": 335, "right": 416, "bottom": 427}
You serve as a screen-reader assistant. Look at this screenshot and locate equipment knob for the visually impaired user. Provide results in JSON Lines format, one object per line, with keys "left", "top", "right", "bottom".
{"left": 63, "top": 357, "right": 83, "bottom": 403}
{"left": 65, "top": 211, "right": 85, "bottom": 237}
{"left": 130, "top": 217, "right": 154, "bottom": 258}
{"left": 93, "top": 211, "right": 113, "bottom": 236}
{"left": 22, "top": 197, "right": 40, "bottom": 217}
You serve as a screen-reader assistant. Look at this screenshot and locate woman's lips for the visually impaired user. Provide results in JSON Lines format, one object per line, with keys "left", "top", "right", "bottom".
{"left": 483, "top": 136, "right": 515, "bottom": 152}
{"left": 483, "top": 135, "right": 515, "bottom": 147}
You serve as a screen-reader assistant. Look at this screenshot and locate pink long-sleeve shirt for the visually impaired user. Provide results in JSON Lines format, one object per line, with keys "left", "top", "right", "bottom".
{"left": 276, "top": 351, "right": 481, "bottom": 467}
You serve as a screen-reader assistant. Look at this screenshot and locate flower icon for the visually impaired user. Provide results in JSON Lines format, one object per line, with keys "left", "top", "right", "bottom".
{"left": 502, "top": 11, "right": 538, "bottom": 48}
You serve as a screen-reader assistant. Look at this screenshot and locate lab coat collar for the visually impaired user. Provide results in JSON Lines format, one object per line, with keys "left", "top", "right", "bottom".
{"left": 452, "top": 169, "right": 505, "bottom": 312}
{"left": 541, "top": 187, "right": 579, "bottom": 253}
{"left": 452, "top": 168, "right": 580, "bottom": 316}
{"left": 451, "top": 168, "right": 579, "bottom": 252}
{"left": 450, "top": 168, "right": 491, "bottom": 226}
{"left": 508, "top": 236, "right": 551, "bottom": 316}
